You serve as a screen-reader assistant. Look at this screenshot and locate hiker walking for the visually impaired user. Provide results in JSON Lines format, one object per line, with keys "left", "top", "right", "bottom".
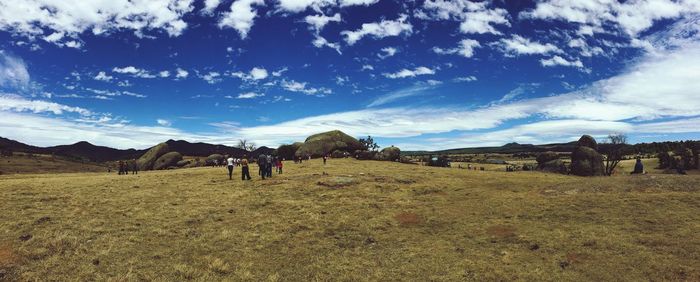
{"left": 266, "top": 154, "right": 273, "bottom": 178}
{"left": 241, "top": 155, "right": 251, "bottom": 180}
{"left": 226, "top": 156, "right": 235, "bottom": 180}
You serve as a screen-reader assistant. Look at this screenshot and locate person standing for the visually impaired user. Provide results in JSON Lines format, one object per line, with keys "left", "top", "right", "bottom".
{"left": 277, "top": 158, "right": 283, "bottom": 174}
{"left": 131, "top": 159, "right": 138, "bottom": 175}
{"left": 258, "top": 154, "right": 267, "bottom": 180}
{"left": 227, "top": 156, "right": 235, "bottom": 180}
{"left": 266, "top": 154, "right": 273, "bottom": 178}
{"left": 323, "top": 155, "right": 327, "bottom": 165}
{"left": 241, "top": 155, "right": 251, "bottom": 180}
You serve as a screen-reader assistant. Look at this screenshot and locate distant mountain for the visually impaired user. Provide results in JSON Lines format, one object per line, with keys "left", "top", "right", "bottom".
{"left": 47, "top": 141, "right": 145, "bottom": 162}
{"left": 402, "top": 142, "right": 579, "bottom": 155}
{"left": 164, "top": 139, "right": 246, "bottom": 157}
{"left": 0, "top": 137, "right": 275, "bottom": 162}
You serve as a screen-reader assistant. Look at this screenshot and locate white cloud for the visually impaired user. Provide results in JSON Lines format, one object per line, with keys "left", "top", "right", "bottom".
{"left": 112, "top": 66, "right": 157, "bottom": 79}
{"left": 231, "top": 67, "right": 269, "bottom": 81}
{"left": 175, "top": 68, "right": 189, "bottom": 79}
{"left": 218, "top": 0, "right": 265, "bottom": 39}
{"left": 0, "top": 51, "right": 30, "bottom": 88}
{"left": 367, "top": 84, "right": 433, "bottom": 107}
{"left": 237, "top": 92, "right": 265, "bottom": 99}
{"left": 305, "top": 13, "right": 341, "bottom": 33}
{"left": 0, "top": 0, "right": 194, "bottom": 46}
{"left": 419, "top": 0, "right": 510, "bottom": 35}
{"left": 454, "top": 76, "right": 477, "bottom": 82}
{"left": 277, "top": 0, "right": 378, "bottom": 13}
{"left": 523, "top": 0, "right": 700, "bottom": 37}
{"left": 93, "top": 71, "right": 113, "bottom": 82}
{"left": 280, "top": 79, "right": 332, "bottom": 96}
{"left": 498, "top": 35, "right": 561, "bottom": 56}
{"left": 361, "top": 64, "right": 374, "bottom": 71}
{"left": 272, "top": 67, "right": 288, "bottom": 77}
{"left": 0, "top": 94, "right": 91, "bottom": 116}
{"left": 201, "top": 71, "right": 222, "bottom": 84}
{"left": 202, "top": 0, "right": 223, "bottom": 15}
{"left": 156, "top": 119, "right": 172, "bottom": 126}
{"left": 383, "top": 66, "right": 435, "bottom": 79}
{"left": 540, "top": 55, "right": 585, "bottom": 68}
{"left": 378, "top": 46, "right": 397, "bottom": 59}
{"left": 159, "top": 70, "right": 171, "bottom": 78}
{"left": 341, "top": 14, "right": 413, "bottom": 45}
{"left": 432, "top": 39, "right": 481, "bottom": 57}
{"left": 312, "top": 35, "right": 342, "bottom": 53}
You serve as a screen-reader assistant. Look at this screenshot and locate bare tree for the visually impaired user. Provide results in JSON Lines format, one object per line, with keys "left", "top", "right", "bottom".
{"left": 602, "top": 133, "right": 629, "bottom": 176}
{"left": 237, "top": 139, "right": 257, "bottom": 152}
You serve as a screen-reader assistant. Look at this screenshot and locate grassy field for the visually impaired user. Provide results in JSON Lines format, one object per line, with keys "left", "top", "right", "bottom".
{"left": 0, "top": 154, "right": 107, "bottom": 175}
{"left": 0, "top": 159, "right": 698, "bottom": 281}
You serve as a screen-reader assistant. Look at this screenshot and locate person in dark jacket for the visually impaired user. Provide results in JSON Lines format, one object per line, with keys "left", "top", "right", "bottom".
{"left": 258, "top": 154, "right": 267, "bottom": 180}
{"left": 241, "top": 155, "right": 251, "bottom": 180}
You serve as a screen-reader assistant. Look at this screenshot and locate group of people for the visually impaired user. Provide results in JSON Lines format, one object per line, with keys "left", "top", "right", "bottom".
{"left": 225, "top": 154, "right": 283, "bottom": 180}
{"left": 116, "top": 160, "right": 138, "bottom": 175}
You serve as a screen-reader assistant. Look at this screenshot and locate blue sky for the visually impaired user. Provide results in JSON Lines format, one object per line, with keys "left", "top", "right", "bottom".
{"left": 0, "top": 0, "right": 699, "bottom": 150}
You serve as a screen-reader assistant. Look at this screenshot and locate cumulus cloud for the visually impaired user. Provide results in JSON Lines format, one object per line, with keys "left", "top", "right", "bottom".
{"left": 305, "top": 13, "right": 341, "bottom": 33}
{"left": 237, "top": 92, "right": 265, "bottom": 99}
{"left": 0, "top": 0, "right": 194, "bottom": 46}
{"left": 383, "top": 66, "right": 435, "bottom": 79}
{"left": 231, "top": 67, "right": 269, "bottom": 81}
{"left": 280, "top": 79, "right": 332, "bottom": 96}
{"left": 432, "top": 39, "right": 481, "bottom": 57}
{"left": 93, "top": 71, "right": 113, "bottom": 82}
{"left": 418, "top": 0, "right": 510, "bottom": 35}
{"left": 522, "top": 0, "right": 700, "bottom": 37}
{"left": 341, "top": 14, "right": 412, "bottom": 45}
{"left": 540, "top": 55, "right": 585, "bottom": 68}
{"left": 378, "top": 47, "right": 397, "bottom": 59}
{"left": 277, "top": 0, "right": 378, "bottom": 13}
{"left": 112, "top": 66, "right": 157, "bottom": 79}
{"left": 498, "top": 35, "right": 561, "bottom": 56}
{"left": 218, "top": 0, "right": 265, "bottom": 39}
{"left": 201, "top": 71, "right": 222, "bottom": 84}
{"left": 175, "top": 68, "right": 189, "bottom": 79}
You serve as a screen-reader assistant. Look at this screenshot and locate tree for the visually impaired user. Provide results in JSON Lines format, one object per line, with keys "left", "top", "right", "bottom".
{"left": 237, "top": 139, "right": 256, "bottom": 152}
{"left": 601, "top": 133, "right": 629, "bottom": 176}
{"left": 358, "top": 135, "right": 379, "bottom": 152}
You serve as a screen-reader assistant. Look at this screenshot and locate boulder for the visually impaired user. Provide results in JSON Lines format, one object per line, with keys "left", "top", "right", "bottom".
{"left": 331, "top": 150, "right": 347, "bottom": 158}
{"left": 205, "top": 154, "right": 225, "bottom": 166}
{"left": 354, "top": 150, "right": 376, "bottom": 160}
{"left": 577, "top": 135, "right": 598, "bottom": 151}
{"left": 295, "top": 130, "right": 364, "bottom": 158}
{"left": 536, "top": 151, "right": 559, "bottom": 165}
{"left": 539, "top": 159, "right": 567, "bottom": 173}
{"left": 375, "top": 146, "right": 401, "bottom": 161}
{"left": 277, "top": 142, "right": 303, "bottom": 160}
{"left": 153, "top": 152, "right": 183, "bottom": 170}
{"left": 136, "top": 142, "right": 170, "bottom": 171}
{"left": 570, "top": 146, "right": 604, "bottom": 176}
{"left": 176, "top": 159, "right": 191, "bottom": 167}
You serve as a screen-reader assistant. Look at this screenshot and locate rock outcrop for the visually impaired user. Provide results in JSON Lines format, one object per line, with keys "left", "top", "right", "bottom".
{"left": 570, "top": 135, "right": 604, "bottom": 176}
{"left": 153, "top": 152, "right": 183, "bottom": 170}
{"left": 295, "top": 130, "right": 364, "bottom": 158}
{"left": 375, "top": 146, "right": 401, "bottom": 161}
{"left": 136, "top": 143, "right": 170, "bottom": 171}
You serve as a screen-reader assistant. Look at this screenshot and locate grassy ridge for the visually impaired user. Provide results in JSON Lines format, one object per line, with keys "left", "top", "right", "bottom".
{"left": 0, "top": 159, "right": 698, "bottom": 280}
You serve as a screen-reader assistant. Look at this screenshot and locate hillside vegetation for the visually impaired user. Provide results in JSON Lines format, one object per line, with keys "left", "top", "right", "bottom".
{"left": 0, "top": 159, "right": 698, "bottom": 280}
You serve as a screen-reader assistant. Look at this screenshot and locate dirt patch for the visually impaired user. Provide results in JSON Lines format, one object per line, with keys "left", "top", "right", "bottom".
{"left": 0, "top": 244, "right": 19, "bottom": 279}
{"left": 486, "top": 225, "right": 517, "bottom": 239}
{"left": 394, "top": 212, "right": 422, "bottom": 226}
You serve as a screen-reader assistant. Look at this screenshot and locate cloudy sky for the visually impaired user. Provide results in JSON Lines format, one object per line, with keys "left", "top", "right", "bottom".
{"left": 1, "top": 0, "right": 699, "bottom": 150}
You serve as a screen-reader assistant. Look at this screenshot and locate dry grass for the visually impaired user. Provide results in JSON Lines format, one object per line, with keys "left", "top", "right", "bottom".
{"left": 0, "top": 154, "right": 107, "bottom": 175}
{"left": 0, "top": 158, "right": 698, "bottom": 281}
